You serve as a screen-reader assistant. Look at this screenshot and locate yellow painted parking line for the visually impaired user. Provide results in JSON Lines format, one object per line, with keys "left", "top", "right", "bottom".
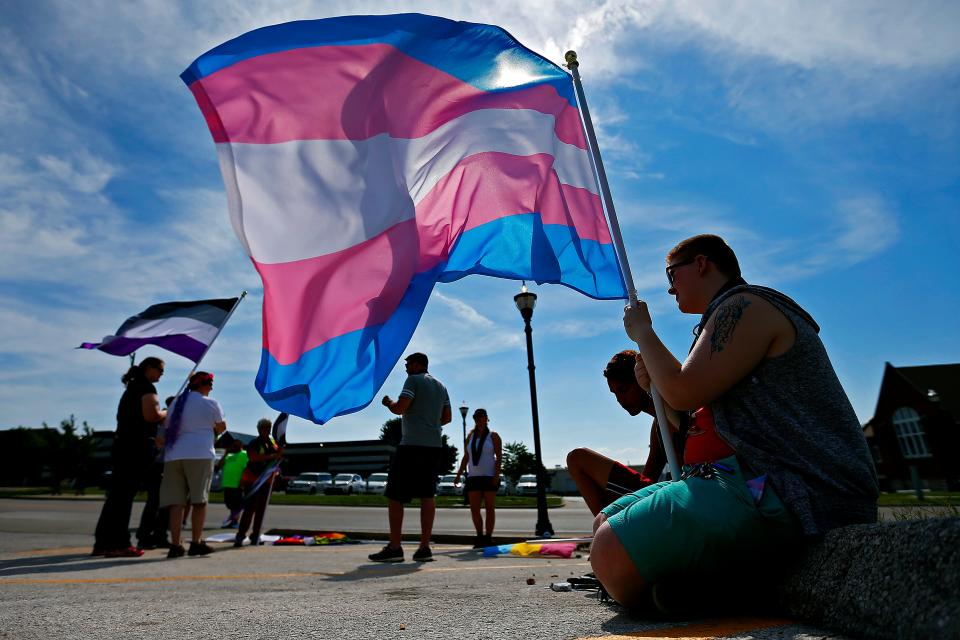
{"left": 576, "top": 617, "right": 796, "bottom": 639}
{"left": 0, "top": 571, "right": 342, "bottom": 585}
{"left": 0, "top": 561, "right": 589, "bottom": 586}
{"left": 7, "top": 546, "right": 92, "bottom": 557}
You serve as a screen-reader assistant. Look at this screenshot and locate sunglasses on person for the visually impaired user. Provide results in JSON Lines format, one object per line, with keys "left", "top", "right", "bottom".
{"left": 665, "top": 256, "right": 700, "bottom": 285}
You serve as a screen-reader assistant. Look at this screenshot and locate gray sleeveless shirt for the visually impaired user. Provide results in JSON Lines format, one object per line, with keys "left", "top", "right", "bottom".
{"left": 704, "top": 285, "right": 878, "bottom": 536}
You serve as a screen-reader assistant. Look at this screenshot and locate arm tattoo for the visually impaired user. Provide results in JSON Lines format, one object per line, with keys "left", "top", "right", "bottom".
{"left": 709, "top": 296, "right": 751, "bottom": 357}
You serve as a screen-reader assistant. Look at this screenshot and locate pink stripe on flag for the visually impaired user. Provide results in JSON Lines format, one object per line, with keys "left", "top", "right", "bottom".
{"left": 190, "top": 43, "right": 586, "bottom": 149}
{"left": 256, "top": 151, "right": 609, "bottom": 365}
{"left": 255, "top": 219, "right": 425, "bottom": 366}
{"left": 415, "top": 152, "right": 609, "bottom": 245}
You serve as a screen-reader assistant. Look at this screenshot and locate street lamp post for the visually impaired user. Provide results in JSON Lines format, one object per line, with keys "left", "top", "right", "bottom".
{"left": 514, "top": 284, "right": 554, "bottom": 538}
{"left": 459, "top": 404, "right": 469, "bottom": 449}
{"left": 459, "top": 403, "right": 469, "bottom": 505}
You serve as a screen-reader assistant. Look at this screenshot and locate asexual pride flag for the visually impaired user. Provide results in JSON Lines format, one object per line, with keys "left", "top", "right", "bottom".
{"left": 182, "top": 14, "right": 627, "bottom": 424}
{"left": 80, "top": 298, "right": 239, "bottom": 363}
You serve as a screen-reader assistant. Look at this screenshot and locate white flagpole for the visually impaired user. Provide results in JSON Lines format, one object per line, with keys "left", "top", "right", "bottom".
{"left": 172, "top": 291, "right": 248, "bottom": 399}
{"left": 565, "top": 51, "right": 682, "bottom": 481}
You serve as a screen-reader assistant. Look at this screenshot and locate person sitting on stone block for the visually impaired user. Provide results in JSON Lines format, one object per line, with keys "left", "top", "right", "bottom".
{"left": 589, "top": 233, "right": 879, "bottom": 610}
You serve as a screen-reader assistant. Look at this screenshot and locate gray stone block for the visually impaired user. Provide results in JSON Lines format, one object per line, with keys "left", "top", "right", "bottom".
{"left": 780, "top": 518, "right": 960, "bottom": 639}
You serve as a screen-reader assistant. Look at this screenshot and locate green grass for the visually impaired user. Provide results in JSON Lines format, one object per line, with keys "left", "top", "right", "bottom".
{"left": 266, "top": 493, "right": 563, "bottom": 508}
{"left": 0, "top": 487, "right": 62, "bottom": 498}
{"left": 876, "top": 491, "right": 960, "bottom": 507}
{"left": 0, "top": 487, "right": 563, "bottom": 509}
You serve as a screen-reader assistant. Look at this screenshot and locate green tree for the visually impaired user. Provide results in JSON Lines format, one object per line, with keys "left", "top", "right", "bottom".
{"left": 58, "top": 415, "right": 95, "bottom": 491}
{"left": 379, "top": 417, "right": 402, "bottom": 445}
{"left": 378, "top": 417, "right": 460, "bottom": 474}
{"left": 0, "top": 426, "right": 48, "bottom": 486}
{"left": 501, "top": 441, "right": 537, "bottom": 483}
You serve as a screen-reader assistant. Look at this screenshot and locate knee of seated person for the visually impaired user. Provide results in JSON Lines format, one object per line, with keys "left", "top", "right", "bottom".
{"left": 591, "top": 523, "right": 648, "bottom": 607}
{"left": 592, "top": 512, "right": 607, "bottom": 534}
{"left": 566, "top": 448, "right": 586, "bottom": 469}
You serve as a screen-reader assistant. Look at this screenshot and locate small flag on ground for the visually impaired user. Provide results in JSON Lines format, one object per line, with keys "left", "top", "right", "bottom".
{"left": 182, "top": 14, "right": 627, "bottom": 424}
{"left": 79, "top": 298, "right": 239, "bottom": 363}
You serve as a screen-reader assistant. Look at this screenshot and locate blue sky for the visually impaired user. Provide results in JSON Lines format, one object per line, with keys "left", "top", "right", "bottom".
{"left": 1, "top": 1, "right": 958, "bottom": 467}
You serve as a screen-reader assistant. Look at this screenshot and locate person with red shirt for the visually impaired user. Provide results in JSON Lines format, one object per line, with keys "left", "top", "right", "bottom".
{"left": 566, "top": 350, "right": 684, "bottom": 517}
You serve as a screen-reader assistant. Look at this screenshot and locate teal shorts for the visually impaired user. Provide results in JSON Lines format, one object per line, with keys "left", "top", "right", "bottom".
{"left": 600, "top": 455, "right": 802, "bottom": 584}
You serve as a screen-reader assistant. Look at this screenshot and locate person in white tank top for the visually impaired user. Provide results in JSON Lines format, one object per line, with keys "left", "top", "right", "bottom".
{"left": 455, "top": 408, "right": 502, "bottom": 548}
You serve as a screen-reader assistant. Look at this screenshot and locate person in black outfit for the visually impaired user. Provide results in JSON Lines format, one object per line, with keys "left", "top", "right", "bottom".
{"left": 92, "top": 357, "right": 168, "bottom": 558}
{"left": 134, "top": 395, "right": 174, "bottom": 550}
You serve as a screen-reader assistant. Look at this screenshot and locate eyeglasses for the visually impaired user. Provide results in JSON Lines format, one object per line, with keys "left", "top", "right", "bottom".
{"left": 665, "top": 257, "right": 698, "bottom": 285}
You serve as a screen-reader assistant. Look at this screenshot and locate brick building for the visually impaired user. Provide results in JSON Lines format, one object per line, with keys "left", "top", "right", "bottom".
{"left": 864, "top": 363, "right": 960, "bottom": 491}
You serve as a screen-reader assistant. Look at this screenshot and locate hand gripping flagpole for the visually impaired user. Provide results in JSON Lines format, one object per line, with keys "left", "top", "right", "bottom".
{"left": 565, "top": 51, "right": 682, "bottom": 482}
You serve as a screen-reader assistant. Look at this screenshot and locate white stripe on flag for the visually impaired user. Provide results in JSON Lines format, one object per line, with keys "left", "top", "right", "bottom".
{"left": 115, "top": 316, "right": 220, "bottom": 344}
{"left": 217, "top": 108, "right": 598, "bottom": 264}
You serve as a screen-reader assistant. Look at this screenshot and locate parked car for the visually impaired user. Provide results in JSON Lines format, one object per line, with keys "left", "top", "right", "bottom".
{"left": 514, "top": 474, "right": 539, "bottom": 496}
{"left": 496, "top": 474, "right": 512, "bottom": 496}
{"left": 436, "top": 474, "right": 462, "bottom": 496}
{"left": 365, "top": 472, "right": 389, "bottom": 495}
{"left": 274, "top": 475, "right": 294, "bottom": 492}
{"left": 325, "top": 473, "right": 365, "bottom": 495}
{"left": 286, "top": 472, "right": 333, "bottom": 495}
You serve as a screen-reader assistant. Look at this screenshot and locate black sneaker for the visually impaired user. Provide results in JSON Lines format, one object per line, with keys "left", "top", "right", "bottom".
{"left": 188, "top": 542, "right": 214, "bottom": 556}
{"left": 472, "top": 535, "right": 485, "bottom": 549}
{"left": 412, "top": 546, "right": 434, "bottom": 562}
{"left": 651, "top": 581, "right": 691, "bottom": 619}
{"left": 233, "top": 536, "right": 244, "bottom": 548}
{"left": 369, "top": 545, "right": 404, "bottom": 563}
{"left": 249, "top": 535, "right": 260, "bottom": 546}
{"left": 167, "top": 544, "right": 186, "bottom": 559}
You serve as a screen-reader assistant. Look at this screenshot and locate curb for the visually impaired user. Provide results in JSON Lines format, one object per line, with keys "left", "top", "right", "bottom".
{"left": 779, "top": 518, "right": 960, "bottom": 640}
{"left": 263, "top": 529, "right": 587, "bottom": 548}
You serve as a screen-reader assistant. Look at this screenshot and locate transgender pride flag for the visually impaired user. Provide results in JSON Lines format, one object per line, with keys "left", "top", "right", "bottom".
{"left": 182, "top": 14, "right": 627, "bottom": 424}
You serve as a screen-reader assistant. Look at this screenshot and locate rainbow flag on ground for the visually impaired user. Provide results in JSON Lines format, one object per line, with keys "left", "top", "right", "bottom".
{"left": 182, "top": 14, "right": 626, "bottom": 424}
{"left": 482, "top": 542, "right": 578, "bottom": 558}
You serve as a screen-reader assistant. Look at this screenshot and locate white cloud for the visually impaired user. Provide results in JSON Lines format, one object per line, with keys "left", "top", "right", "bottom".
{"left": 666, "top": 1, "right": 960, "bottom": 70}
{"left": 433, "top": 291, "right": 495, "bottom": 329}
{"left": 541, "top": 317, "right": 622, "bottom": 339}
{"left": 735, "top": 193, "right": 900, "bottom": 283}
{"left": 37, "top": 152, "right": 117, "bottom": 194}
{"left": 832, "top": 195, "right": 900, "bottom": 261}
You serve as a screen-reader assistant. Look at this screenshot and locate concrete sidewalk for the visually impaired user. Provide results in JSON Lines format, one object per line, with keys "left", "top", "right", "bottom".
{"left": 2, "top": 498, "right": 956, "bottom": 638}
{"left": 0, "top": 536, "right": 845, "bottom": 640}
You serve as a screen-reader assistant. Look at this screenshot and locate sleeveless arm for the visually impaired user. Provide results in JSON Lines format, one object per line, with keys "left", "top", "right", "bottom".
{"left": 631, "top": 294, "right": 786, "bottom": 410}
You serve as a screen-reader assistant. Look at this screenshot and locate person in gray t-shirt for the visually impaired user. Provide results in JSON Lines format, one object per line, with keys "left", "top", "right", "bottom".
{"left": 369, "top": 353, "right": 451, "bottom": 563}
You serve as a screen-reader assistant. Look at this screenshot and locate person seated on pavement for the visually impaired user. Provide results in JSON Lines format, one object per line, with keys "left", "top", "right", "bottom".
{"left": 566, "top": 350, "right": 685, "bottom": 518}
{"left": 589, "top": 234, "right": 879, "bottom": 611}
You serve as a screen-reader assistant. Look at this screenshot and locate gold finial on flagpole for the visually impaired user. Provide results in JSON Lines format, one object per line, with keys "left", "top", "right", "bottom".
{"left": 564, "top": 51, "right": 579, "bottom": 69}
